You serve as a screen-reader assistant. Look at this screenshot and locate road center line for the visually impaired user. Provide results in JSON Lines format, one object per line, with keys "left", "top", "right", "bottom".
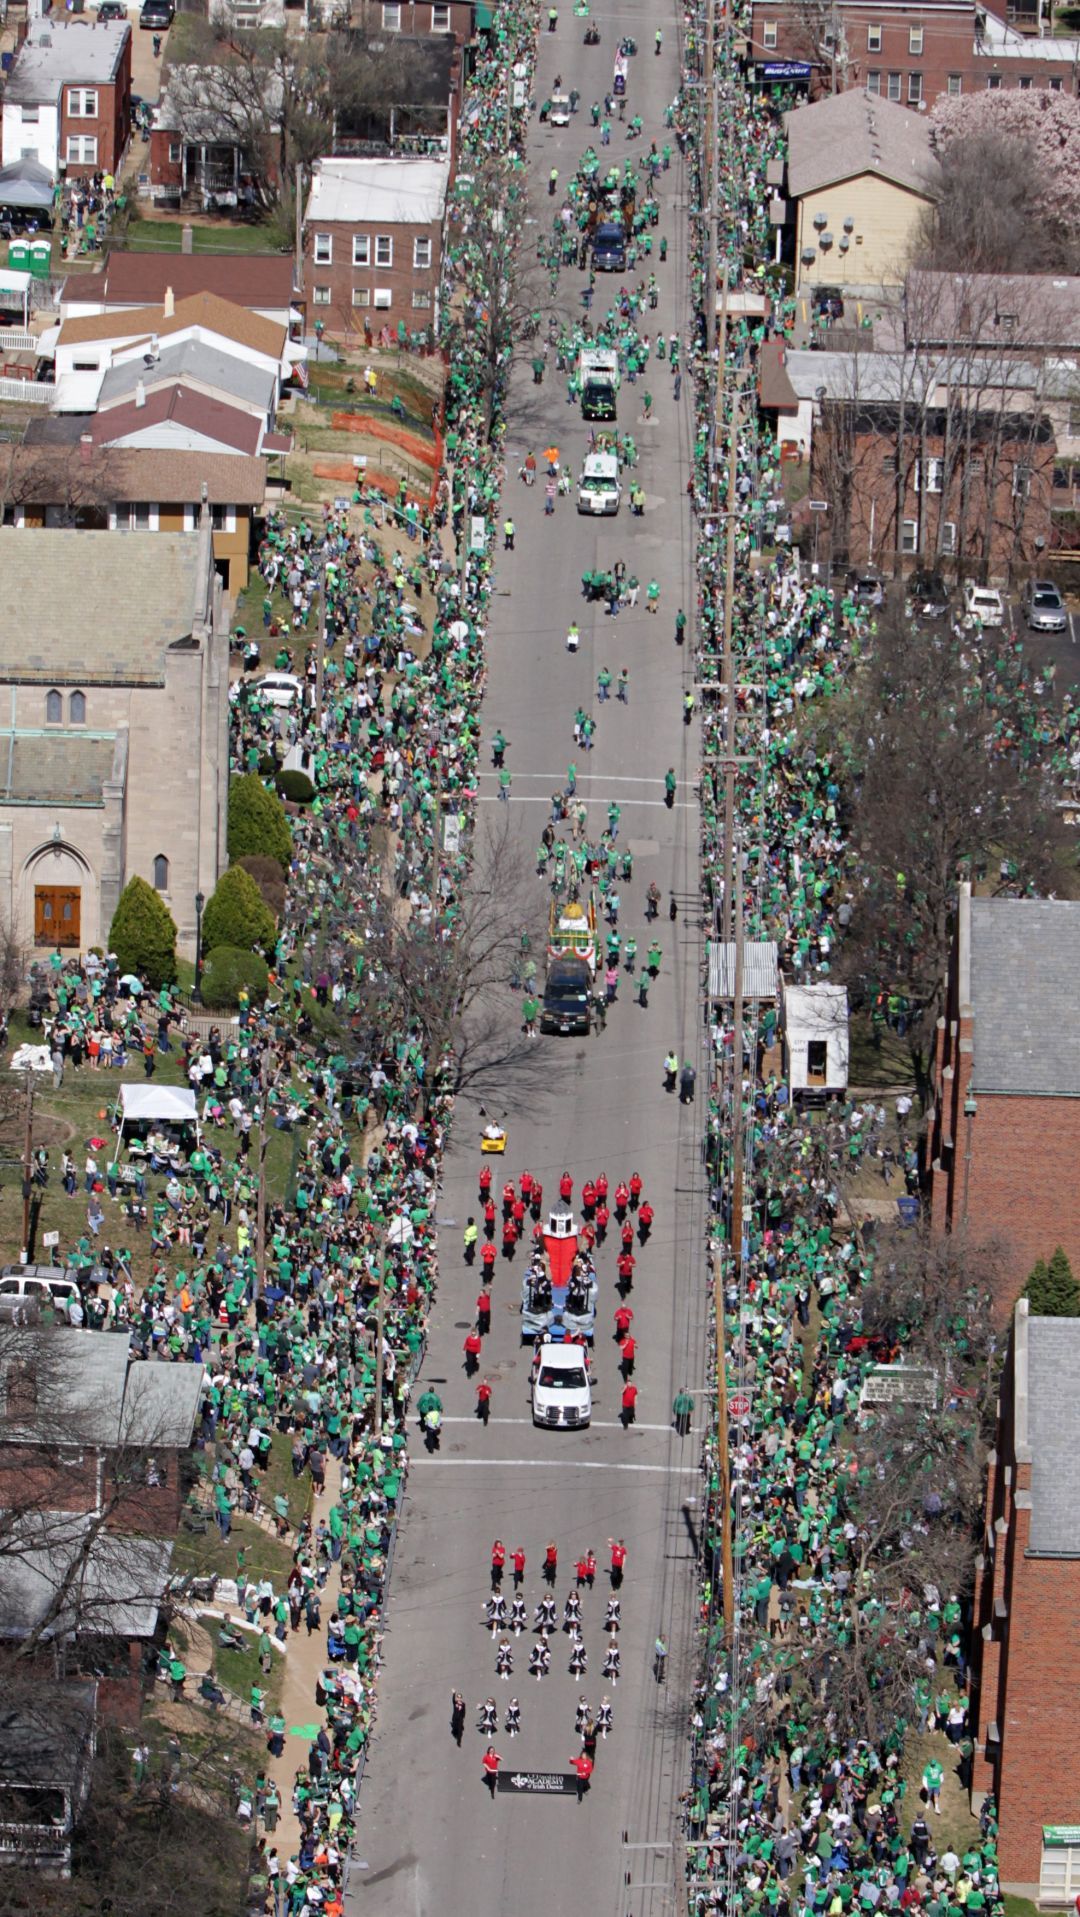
{"left": 437, "top": 1416, "right": 691, "bottom": 1434}
{"left": 415, "top": 1456, "right": 694, "bottom": 1475}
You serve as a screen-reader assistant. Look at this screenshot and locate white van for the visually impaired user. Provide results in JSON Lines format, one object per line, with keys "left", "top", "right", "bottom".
{"left": 0, "top": 1265, "right": 82, "bottom": 1321}
{"left": 550, "top": 91, "right": 571, "bottom": 125}
{"left": 577, "top": 451, "right": 621, "bottom": 516}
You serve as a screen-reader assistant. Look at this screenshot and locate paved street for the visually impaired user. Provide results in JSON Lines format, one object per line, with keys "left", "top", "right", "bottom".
{"left": 349, "top": 7, "right": 705, "bottom": 1913}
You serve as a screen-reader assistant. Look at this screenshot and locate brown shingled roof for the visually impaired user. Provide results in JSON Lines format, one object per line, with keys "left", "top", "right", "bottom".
{"left": 89, "top": 251, "right": 296, "bottom": 312}
{"left": 58, "top": 291, "right": 286, "bottom": 361}
{"left": 5, "top": 443, "right": 267, "bottom": 506}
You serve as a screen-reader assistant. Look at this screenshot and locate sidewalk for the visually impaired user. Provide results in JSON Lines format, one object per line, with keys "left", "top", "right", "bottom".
{"left": 262, "top": 1459, "right": 344, "bottom": 1861}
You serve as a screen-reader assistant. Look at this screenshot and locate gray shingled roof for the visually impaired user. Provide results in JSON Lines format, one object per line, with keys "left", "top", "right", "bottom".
{"left": 784, "top": 88, "right": 940, "bottom": 201}
{"left": 4, "top": 19, "right": 129, "bottom": 101}
{"left": 0, "top": 733, "right": 116, "bottom": 805}
{"left": 1027, "top": 1314, "right": 1080, "bottom": 1553}
{"left": 970, "top": 898, "right": 1080, "bottom": 1095}
{"left": 97, "top": 337, "right": 276, "bottom": 414}
{"left": 0, "top": 533, "right": 202, "bottom": 686}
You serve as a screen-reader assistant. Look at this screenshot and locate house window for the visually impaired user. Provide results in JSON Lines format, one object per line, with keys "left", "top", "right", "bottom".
{"left": 1012, "top": 464, "right": 1031, "bottom": 499}
{"left": 762, "top": 19, "right": 778, "bottom": 46}
{"left": 375, "top": 235, "right": 393, "bottom": 267}
{"left": 431, "top": 1, "right": 451, "bottom": 24}
{"left": 866, "top": 69, "right": 881, "bottom": 92}
{"left": 313, "top": 232, "right": 333, "bottom": 264}
{"left": 908, "top": 25, "right": 923, "bottom": 52}
{"left": 412, "top": 290, "right": 432, "bottom": 308}
{"left": 130, "top": 502, "right": 152, "bottom": 530}
{"left": 940, "top": 521, "right": 957, "bottom": 554}
{"left": 352, "top": 234, "right": 370, "bottom": 266}
{"left": 67, "top": 87, "right": 99, "bottom": 118}
{"left": 45, "top": 689, "right": 62, "bottom": 725}
{"left": 908, "top": 70, "right": 923, "bottom": 102}
{"left": 168, "top": 140, "right": 181, "bottom": 162}
{"left": 947, "top": 73, "right": 963, "bottom": 94}
{"left": 1018, "top": 73, "right": 1032, "bottom": 88}
{"left": 882, "top": 454, "right": 897, "bottom": 475}
{"left": 1047, "top": 75, "right": 1063, "bottom": 90}
{"left": 382, "top": 1, "right": 401, "bottom": 25}
{"left": 901, "top": 518, "right": 918, "bottom": 553}
{"left": 66, "top": 134, "right": 98, "bottom": 165}
{"left": 867, "top": 22, "right": 881, "bottom": 49}
{"left": 822, "top": 26, "right": 835, "bottom": 49}
{"left": 886, "top": 71, "right": 901, "bottom": 99}
{"left": 915, "top": 456, "right": 943, "bottom": 494}
{"left": 1068, "top": 401, "right": 1080, "bottom": 436}
{"left": 986, "top": 72, "right": 1002, "bottom": 88}
{"left": 69, "top": 690, "right": 86, "bottom": 725}
{"left": 351, "top": 287, "right": 371, "bottom": 307}
{"left": 373, "top": 288, "right": 393, "bottom": 309}
{"left": 153, "top": 854, "right": 169, "bottom": 891}
{"left": 313, "top": 285, "right": 331, "bottom": 306}
{"left": 413, "top": 235, "right": 432, "bottom": 270}
{"left": 209, "top": 505, "right": 236, "bottom": 533}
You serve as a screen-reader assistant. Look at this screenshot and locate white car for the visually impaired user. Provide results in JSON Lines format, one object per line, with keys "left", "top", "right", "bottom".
{"left": 550, "top": 92, "right": 571, "bottom": 125}
{"left": 532, "top": 1341, "right": 592, "bottom": 1428}
{"left": 961, "top": 583, "right": 1005, "bottom": 630}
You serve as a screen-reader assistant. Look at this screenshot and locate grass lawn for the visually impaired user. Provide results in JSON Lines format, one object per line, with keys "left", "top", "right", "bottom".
{"left": 173, "top": 1511, "right": 294, "bottom": 1594}
{"left": 849, "top": 1013, "right": 917, "bottom": 1089}
{"left": 119, "top": 219, "right": 287, "bottom": 256}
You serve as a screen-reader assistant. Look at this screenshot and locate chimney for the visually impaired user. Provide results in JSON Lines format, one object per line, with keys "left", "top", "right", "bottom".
{"left": 79, "top": 433, "right": 93, "bottom": 464}
{"left": 135, "top": 380, "right": 146, "bottom": 408}
{"left": 163, "top": 286, "right": 175, "bottom": 319}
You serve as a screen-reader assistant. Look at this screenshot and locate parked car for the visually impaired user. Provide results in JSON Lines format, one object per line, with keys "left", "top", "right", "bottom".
{"left": 1020, "top": 579, "right": 1068, "bottom": 634}
{"left": 846, "top": 567, "right": 884, "bottom": 607}
{"left": 97, "top": 2, "right": 127, "bottom": 18}
{"left": 139, "top": 0, "right": 174, "bottom": 27}
{"left": 907, "top": 569, "right": 949, "bottom": 620}
{"left": 961, "top": 582, "right": 1006, "bottom": 629}
{"left": 0, "top": 1265, "right": 82, "bottom": 1322}
{"left": 532, "top": 1341, "right": 592, "bottom": 1428}
{"left": 253, "top": 672, "right": 303, "bottom": 709}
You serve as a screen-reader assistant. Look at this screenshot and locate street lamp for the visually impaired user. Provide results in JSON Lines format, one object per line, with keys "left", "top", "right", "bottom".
{"left": 193, "top": 891, "right": 205, "bottom": 1004}
{"left": 961, "top": 1091, "right": 977, "bottom": 1228}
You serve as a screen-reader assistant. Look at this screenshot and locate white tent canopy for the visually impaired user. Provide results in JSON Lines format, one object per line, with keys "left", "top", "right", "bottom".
{"left": 114, "top": 1083, "right": 200, "bottom": 1160}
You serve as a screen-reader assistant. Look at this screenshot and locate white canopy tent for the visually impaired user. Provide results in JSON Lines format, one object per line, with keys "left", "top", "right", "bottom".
{"left": 113, "top": 1083, "right": 200, "bottom": 1161}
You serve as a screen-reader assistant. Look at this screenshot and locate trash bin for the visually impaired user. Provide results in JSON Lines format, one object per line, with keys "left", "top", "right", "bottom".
{"left": 29, "top": 238, "right": 52, "bottom": 279}
{"left": 896, "top": 1196, "right": 919, "bottom": 1227}
{"left": 8, "top": 238, "right": 28, "bottom": 272}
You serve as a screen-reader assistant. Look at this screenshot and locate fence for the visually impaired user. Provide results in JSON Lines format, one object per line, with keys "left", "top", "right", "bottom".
{"left": 0, "top": 376, "right": 52, "bottom": 405}
{"left": 0, "top": 330, "right": 38, "bottom": 352}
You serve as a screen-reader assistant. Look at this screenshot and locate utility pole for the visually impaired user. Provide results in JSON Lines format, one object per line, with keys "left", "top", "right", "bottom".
{"left": 720, "top": 380, "right": 743, "bottom": 941}
{"left": 314, "top": 552, "right": 327, "bottom": 728}
{"left": 20, "top": 1069, "right": 33, "bottom": 1260}
{"left": 373, "top": 1244, "right": 387, "bottom": 1438}
{"left": 730, "top": 849, "right": 746, "bottom": 1288}
{"left": 711, "top": 1247, "right": 735, "bottom": 1648}
{"left": 294, "top": 162, "right": 305, "bottom": 298}
{"left": 255, "top": 1102, "right": 269, "bottom": 1301}
{"left": 704, "top": 0, "right": 716, "bottom": 360}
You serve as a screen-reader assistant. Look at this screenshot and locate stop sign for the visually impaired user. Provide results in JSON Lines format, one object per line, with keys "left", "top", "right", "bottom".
{"left": 729, "top": 1394, "right": 750, "bottom": 1417}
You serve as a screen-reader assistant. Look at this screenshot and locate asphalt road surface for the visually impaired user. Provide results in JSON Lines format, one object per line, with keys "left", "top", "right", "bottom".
{"left": 349, "top": 9, "right": 707, "bottom": 1914}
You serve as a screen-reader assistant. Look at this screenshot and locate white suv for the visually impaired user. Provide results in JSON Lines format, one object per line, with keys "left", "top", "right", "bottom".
{"left": 961, "top": 583, "right": 1005, "bottom": 629}
{"left": 532, "top": 1341, "right": 592, "bottom": 1428}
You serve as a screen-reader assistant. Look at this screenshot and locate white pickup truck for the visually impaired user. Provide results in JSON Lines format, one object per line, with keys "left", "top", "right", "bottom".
{"left": 577, "top": 451, "right": 621, "bottom": 515}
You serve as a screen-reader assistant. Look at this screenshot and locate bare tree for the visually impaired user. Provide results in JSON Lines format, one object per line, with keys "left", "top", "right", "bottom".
{"left": 838, "top": 604, "right": 1063, "bottom": 1083}
{"left": 441, "top": 160, "right": 546, "bottom": 435}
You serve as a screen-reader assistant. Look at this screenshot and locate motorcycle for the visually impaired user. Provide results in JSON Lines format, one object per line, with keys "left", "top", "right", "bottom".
{"left": 584, "top": 20, "right": 599, "bottom": 41}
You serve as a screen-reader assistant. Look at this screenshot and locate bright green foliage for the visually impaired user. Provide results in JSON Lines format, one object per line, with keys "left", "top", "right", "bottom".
{"left": 1024, "top": 1246, "right": 1080, "bottom": 1317}
{"left": 109, "top": 876, "right": 178, "bottom": 988}
{"left": 202, "top": 865, "right": 276, "bottom": 957}
{"left": 227, "top": 773, "right": 292, "bottom": 872}
{"left": 200, "top": 944, "right": 270, "bottom": 1009}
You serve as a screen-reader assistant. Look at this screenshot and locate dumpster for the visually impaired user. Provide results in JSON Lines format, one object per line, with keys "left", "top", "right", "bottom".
{"left": 29, "top": 238, "right": 52, "bottom": 279}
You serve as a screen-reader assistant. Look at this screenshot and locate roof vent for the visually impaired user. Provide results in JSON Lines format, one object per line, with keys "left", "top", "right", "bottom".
{"left": 163, "top": 285, "right": 175, "bottom": 318}
{"left": 135, "top": 380, "right": 146, "bottom": 408}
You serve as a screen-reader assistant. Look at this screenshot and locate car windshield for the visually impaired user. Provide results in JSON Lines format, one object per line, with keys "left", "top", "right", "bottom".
{"left": 1033, "top": 590, "right": 1060, "bottom": 607}
{"left": 539, "top": 1364, "right": 587, "bottom": 1389}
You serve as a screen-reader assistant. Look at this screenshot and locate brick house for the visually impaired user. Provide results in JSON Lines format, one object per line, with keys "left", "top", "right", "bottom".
{"left": 744, "top": 0, "right": 1079, "bottom": 105}
{"left": 926, "top": 887, "right": 1080, "bottom": 1316}
{"left": 810, "top": 395, "right": 1055, "bottom": 577}
{"left": 347, "top": 0, "right": 473, "bottom": 39}
{"left": 304, "top": 155, "right": 449, "bottom": 339}
{"left": 0, "top": 17, "right": 131, "bottom": 183}
{"left": 970, "top": 1298, "right": 1080, "bottom": 1902}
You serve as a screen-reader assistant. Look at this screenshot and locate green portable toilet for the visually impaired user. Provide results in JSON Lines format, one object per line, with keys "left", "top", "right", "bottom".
{"left": 29, "top": 238, "right": 51, "bottom": 279}
{"left": 8, "top": 238, "right": 28, "bottom": 272}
